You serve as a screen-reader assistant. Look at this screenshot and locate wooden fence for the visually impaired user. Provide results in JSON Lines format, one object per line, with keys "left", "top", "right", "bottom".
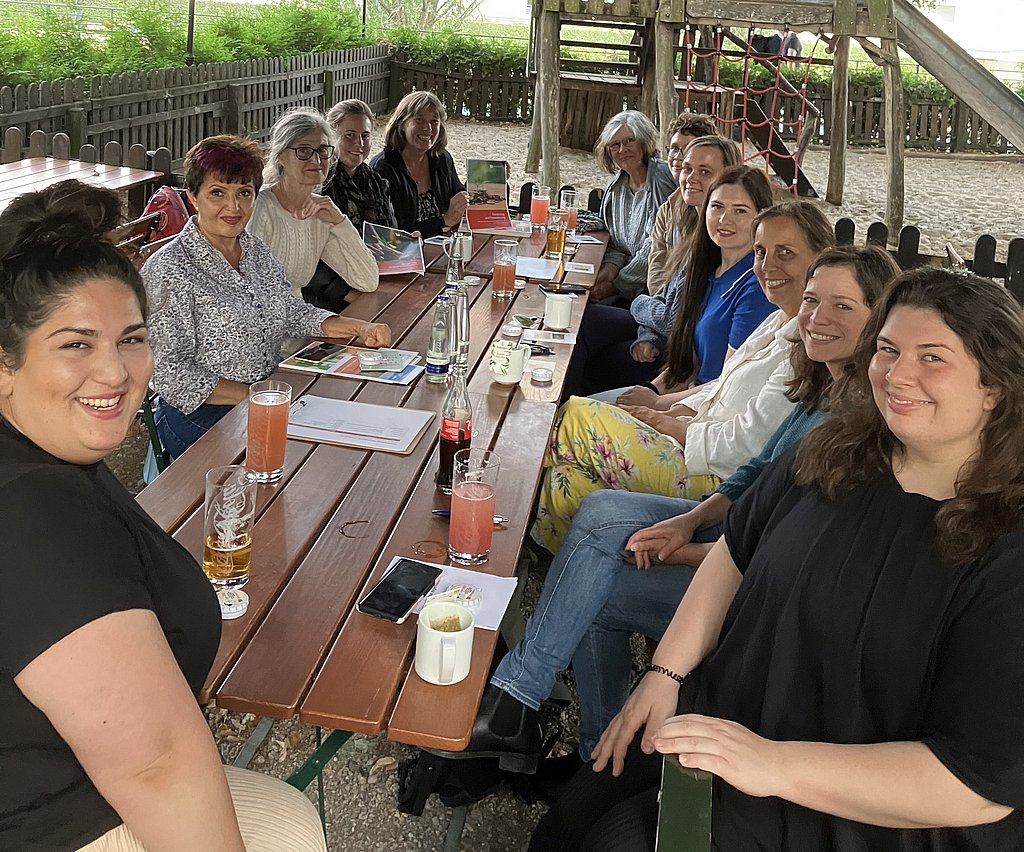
{"left": 0, "top": 46, "right": 391, "bottom": 165}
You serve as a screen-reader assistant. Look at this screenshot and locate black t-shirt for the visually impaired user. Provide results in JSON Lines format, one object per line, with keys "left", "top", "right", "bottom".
{"left": 691, "top": 447, "right": 1024, "bottom": 851}
{"left": 0, "top": 418, "right": 221, "bottom": 851}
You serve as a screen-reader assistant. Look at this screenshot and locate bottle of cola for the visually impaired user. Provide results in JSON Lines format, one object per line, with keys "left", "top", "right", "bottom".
{"left": 436, "top": 361, "right": 471, "bottom": 494}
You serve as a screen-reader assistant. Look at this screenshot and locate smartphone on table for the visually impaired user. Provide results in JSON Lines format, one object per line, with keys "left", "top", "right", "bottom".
{"left": 356, "top": 558, "right": 443, "bottom": 624}
{"left": 539, "top": 283, "right": 587, "bottom": 295}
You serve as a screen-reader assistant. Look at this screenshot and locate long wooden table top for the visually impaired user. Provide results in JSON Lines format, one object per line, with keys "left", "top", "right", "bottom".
{"left": 137, "top": 227, "right": 606, "bottom": 750}
{"left": 0, "top": 157, "right": 165, "bottom": 211}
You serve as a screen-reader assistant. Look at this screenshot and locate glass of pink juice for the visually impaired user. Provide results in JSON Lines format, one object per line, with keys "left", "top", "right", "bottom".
{"left": 246, "top": 379, "right": 292, "bottom": 482}
{"left": 448, "top": 449, "right": 500, "bottom": 564}
{"left": 492, "top": 239, "right": 518, "bottom": 300}
{"left": 530, "top": 185, "right": 550, "bottom": 232}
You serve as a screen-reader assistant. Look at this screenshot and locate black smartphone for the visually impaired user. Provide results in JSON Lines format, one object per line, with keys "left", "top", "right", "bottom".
{"left": 655, "top": 758, "right": 712, "bottom": 852}
{"left": 356, "top": 559, "right": 443, "bottom": 623}
{"left": 293, "top": 341, "right": 344, "bottom": 364}
{"left": 540, "top": 283, "right": 587, "bottom": 294}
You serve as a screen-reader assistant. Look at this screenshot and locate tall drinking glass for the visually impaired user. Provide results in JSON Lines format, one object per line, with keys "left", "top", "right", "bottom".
{"left": 559, "top": 188, "right": 579, "bottom": 238}
{"left": 246, "top": 379, "right": 291, "bottom": 482}
{"left": 530, "top": 185, "right": 550, "bottom": 232}
{"left": 545, "top": 208, "right": 568, "bottom": 260}
{"left": 204, "top": 465, "right": 257, "bottom": 618}
{"left": 492, "top": 239, "right": 518, "bottom": 301}
{"left": 448, "top": 449, "right": 500, "bottom": 565}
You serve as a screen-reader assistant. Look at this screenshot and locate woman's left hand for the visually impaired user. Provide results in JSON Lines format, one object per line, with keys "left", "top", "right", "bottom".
{"left": 359, "top": 322, "right": 392, "bottom": 348}
{"left": 621, "top": 405, "right": 691, "bottom": 441}
{"left": 653, "top": 714, "right": 781, "bottom": 799}
{"left": 296, "top": 194, "right": 346, "bottom": 226}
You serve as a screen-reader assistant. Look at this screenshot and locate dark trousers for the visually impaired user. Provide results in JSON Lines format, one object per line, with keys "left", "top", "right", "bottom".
{"left": 155, "top": 399, "right": 234, "bottom": 460}
{"left": 562, "top": 304, "right": 661, "bottom": 401}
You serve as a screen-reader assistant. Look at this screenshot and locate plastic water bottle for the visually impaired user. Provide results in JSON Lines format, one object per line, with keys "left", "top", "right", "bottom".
{"left": 425, "top": 292, "right": 451, "bottom": 384}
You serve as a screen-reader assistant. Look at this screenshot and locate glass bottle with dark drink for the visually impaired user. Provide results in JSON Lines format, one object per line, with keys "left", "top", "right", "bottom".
{"left": 436, "top": 362, "right": 472, "bottom": 493}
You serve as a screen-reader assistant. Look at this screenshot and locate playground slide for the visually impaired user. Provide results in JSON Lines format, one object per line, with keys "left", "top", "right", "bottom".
{"left": 892, "top": 0, "right": 1024, "bottom": 152}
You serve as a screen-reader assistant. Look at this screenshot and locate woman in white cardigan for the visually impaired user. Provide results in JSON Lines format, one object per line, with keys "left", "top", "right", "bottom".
{"left": 532, "top": 202, "right": 836, "bottom": 552}
{"left": 249, "top": 107, "right": 378, "bottom": 311}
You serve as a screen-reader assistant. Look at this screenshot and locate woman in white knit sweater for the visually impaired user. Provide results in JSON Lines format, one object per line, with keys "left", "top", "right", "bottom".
{"left": 249, "top": 107, "right": 378, "bottom": 311}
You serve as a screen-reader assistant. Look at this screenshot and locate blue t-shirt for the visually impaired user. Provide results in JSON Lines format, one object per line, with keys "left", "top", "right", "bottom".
{"left": 692, "top": 252, "right": 774, "bottom": 385}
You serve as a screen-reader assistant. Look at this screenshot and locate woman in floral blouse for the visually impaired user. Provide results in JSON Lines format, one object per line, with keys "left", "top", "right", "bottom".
{"left": 142, "top": 134, "right": 390, "bottom": 461}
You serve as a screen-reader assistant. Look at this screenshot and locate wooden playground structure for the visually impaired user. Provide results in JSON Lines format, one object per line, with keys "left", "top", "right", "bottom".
{"left": 527, "top": 0, "right": 1024, "bottom": 235}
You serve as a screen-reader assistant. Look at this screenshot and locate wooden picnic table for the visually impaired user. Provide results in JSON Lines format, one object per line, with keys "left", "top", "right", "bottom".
{"left": 136, "top": 227, "right": 608, "bottom": 754}
{"left": 0, "top": 157, "right": 165, "bottom": 212}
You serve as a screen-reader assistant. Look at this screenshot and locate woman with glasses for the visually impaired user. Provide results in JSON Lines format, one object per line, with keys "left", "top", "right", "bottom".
{"left": 142, "top": 135, "right": 390, "bottom": 460}
{"left": 249, "top": 107, "right": 378, "bottom": 311}
{"left": 371, "top": 91, "right": 468, "bottom": 238}
{"left": 323, "top": 98, "right": 397, "bottom": 235}
{"left": 590, "top": 110, "right": 678, "bottom": 305}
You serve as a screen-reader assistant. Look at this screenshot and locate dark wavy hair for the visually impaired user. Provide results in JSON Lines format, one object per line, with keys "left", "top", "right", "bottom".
{"left": 664, "top": 166, "right": 774, "bottom": 386}
{"left": 0, "top": 180, "right": 146, "bottom": 369}
{"left": 794, "top": 268, "right": 1024, "bottom": 565}
{"left": 785, "top": 245, "right": 901, "bottom": 407}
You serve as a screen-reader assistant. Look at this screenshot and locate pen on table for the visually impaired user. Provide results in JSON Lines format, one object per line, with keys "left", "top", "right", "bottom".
{"left": 432, "top": 509, "right": 509, "bottom": 525}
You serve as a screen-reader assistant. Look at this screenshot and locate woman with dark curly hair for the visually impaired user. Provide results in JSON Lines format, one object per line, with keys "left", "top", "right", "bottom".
{"left": 534, "top": 268, "right": 1024, "bottom": 852}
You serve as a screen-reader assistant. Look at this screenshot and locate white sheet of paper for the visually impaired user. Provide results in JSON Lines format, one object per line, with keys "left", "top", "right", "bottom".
{"left": 393, "top": 557, "right": 518, "bottom": 631}
{"left": 568, "top": 234, "right": 601, "bottom": 244}
{"left": 564, "top": 261, "right": 594, "bottom": 274}
{"left": 523, "top": 329, "right": 578, "bottom": 345}
{"left": 287, "top": 396, "right": 433, "bottom": 454}
{"left": 515, "top": 256, "right": 562, "bottom": 281}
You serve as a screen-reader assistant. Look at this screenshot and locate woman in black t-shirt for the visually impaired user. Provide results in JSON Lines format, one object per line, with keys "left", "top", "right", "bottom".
{"left": 533, "top": 269, "right": 1024, "bottom": 851}
{"left": 0, "top": 181, "right": 326, "bottom": 851}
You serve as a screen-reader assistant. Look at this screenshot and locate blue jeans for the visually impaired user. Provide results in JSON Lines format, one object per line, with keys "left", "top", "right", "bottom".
{"left": 155, "top": 399, "right": 235, "bottom": 460}
{"left": 491, "top": 490, "right": 723, "bottom": 758}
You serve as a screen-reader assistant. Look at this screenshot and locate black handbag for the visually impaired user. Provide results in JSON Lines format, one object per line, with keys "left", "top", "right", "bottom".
{"left": 301, "top": 259, "right": 352, "bottom": 312}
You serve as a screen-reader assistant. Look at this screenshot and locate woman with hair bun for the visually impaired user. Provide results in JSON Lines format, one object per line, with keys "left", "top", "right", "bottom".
{"left": 0, "top": 180, "right": 327, "bottom": 852}
{"left": 143, "top": 134, "right": 390, "bottom": 460}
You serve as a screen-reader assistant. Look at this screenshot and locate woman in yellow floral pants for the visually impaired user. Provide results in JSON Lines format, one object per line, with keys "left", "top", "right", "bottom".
{"left": 531, "top": 397, "right": 719, "bottom": 552}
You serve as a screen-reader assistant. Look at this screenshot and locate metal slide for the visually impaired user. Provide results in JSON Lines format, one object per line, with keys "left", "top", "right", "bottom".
{"left": 892, "top": 0, "right": 1024, "bottom": 151}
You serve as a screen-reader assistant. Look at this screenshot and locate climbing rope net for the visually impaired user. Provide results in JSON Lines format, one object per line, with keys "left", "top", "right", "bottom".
{"left": 680, "top": 24, "right": 825, "bottom": 195}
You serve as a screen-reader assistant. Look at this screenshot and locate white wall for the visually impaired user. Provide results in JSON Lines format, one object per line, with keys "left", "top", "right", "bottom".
{"left": 924, "top": 0, "right": 1024, "bottom": 64}
{"left": 475, "top": 0, "right": 530, "bottom": 22}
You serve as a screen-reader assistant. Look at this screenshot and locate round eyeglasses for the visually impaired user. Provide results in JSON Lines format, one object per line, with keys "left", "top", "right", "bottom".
{"left": 289, "top": 145, "right": 335, "bottom": 161}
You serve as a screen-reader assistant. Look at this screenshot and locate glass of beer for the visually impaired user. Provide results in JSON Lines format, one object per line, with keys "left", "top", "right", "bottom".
{"left": 448, "top": 449, "right": 500, "bottom": 565}
{"left": 492, "top": 239, "right": 518, "bottom": 301}
{"left": 246, "top": 379, "right": 291, "bottom": 482}
{"left": 545, "top": 208, "right": 568, "bottom": 260}
{"left": 559, "top": 188, "right": 579, "bottom": 238}
{"left": 530, "top": 185, "right": 550, "bottom": 232}
{"left": 204, "top": 465, "right": 258, "bottom": 619}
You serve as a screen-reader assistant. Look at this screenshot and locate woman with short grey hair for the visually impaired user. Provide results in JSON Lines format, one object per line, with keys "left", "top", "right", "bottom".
{"left": 248, "top": 106, "right": 378, "bottom": 311}
{"left": 591, "top": 110, "right": 676, "bottom": 305}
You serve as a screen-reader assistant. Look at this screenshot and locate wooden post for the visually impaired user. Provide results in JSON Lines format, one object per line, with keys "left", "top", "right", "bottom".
{"left": 655, "top": 21, "right": 678, "bottom": 146}
{"left": 66, "top": 107, "right": 87, "bottom": 155}
{"left": 537, "top": 8, "right": 560, "bottom": 191}
{"left": 880, "top": 37, "right": 905, "bottom": 237}
{"left": 322, "top": 69, "right": 336, "bottom": 113}
{"left": 826, "top": 35, "right": 850, "bottom": 205}
{"left": 639, "top": 19, "right": 657, "bottom": 121}
{"left": 526, "top": 88, "right": 542, "bottom": 173}
{"left": 225, "top": 84, "right": 245, "bottom": 136}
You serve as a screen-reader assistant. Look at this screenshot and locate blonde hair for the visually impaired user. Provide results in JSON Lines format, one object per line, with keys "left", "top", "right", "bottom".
{"left": 382, "top": 91, "right": 448, "bottom": 155}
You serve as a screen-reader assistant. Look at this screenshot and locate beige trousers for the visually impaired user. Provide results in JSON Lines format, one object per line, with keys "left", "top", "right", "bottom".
{"left": 77, "top": 765, "right": 327, "bottom": 852}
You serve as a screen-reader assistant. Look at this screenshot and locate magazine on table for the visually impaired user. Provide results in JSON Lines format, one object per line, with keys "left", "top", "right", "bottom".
{"left": 280, "top": 341, "right": 424, "bottom": 385}
{"left": 362, "top": 222, "right": 425, "bottom": 275}
{"left": 465, "top": 158, "right": 513, "bottom": 231}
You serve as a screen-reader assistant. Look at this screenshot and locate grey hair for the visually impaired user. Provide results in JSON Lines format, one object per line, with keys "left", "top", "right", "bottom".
{"left": 593, "top": 110, "right": 660, "bottom": 174}
{"left": 263, "top": 107, "right": 336, "bottom": 187}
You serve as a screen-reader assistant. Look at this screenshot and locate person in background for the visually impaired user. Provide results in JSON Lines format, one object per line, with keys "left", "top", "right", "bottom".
{"left": 371, "top": 91, "right": 468, "bottom": 238}
{"left": 646, "top": 111, "right": 720, "bottom": 297}
{"left": 0, "top": 180, "right": 327, "bottom": 852}
{"left": 323, "top": 98, "right": 397, "bottom": 234}
{"left": 534, "top": 268, "right": 1024, "bottom": 852}
{"left": 143, "top": 135, "right": 390, "bottom": 460}
{"left": 590, "top": 110, "right": 678, "bottom": 305}
{"left": 248, "top": 107, "right": 378, "bottom": 312}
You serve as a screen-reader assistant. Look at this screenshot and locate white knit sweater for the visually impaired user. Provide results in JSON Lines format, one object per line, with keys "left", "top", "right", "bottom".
{"left": 248, "top": 188, "right": 378, "bottom": 297}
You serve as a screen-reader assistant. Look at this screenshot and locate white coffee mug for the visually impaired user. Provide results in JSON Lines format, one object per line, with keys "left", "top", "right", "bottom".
{"left": 489, "top": 341, "right": 528, "bottom": 385}
{"left": 543, "top": 293, "right": 573, "bottom": 331}
{"left": 415, "top": 602, "right": 474, "bottom": 685}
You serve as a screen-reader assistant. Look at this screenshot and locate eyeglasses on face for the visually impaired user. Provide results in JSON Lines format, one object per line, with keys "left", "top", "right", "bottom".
{"left": 290, "top": 145, "right": 335, "bottom": 161}
{"left": 608, "top": 137, "right": 637, "bottom": 153}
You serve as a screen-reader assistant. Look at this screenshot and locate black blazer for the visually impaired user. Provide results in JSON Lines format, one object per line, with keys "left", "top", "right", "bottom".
{"left": 370, "top": 146, "right": 466, "bottom": 237}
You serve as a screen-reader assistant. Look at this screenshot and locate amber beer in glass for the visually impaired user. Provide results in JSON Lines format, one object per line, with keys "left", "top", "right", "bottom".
{"left": 204, "top": 465, "right": 258, "bottom": 617}
{"left": 492, "top": 239, "right": 518, "bottom": 300}
{"left": 545, "top": 209, "right": 568, "bottom": 259}
{"left": 246, "top": 379, "right": 291, "bottom": 482}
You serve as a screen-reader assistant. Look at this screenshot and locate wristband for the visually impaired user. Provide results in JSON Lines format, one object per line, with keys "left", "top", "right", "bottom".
{"left": 640, "top": 382, "right": 660, "bottom": 395}
{"left": 646, "top": 663, "right": 686, "bottom": 685}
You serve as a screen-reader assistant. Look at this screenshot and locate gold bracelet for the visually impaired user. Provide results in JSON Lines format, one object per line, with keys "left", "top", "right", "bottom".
{"left": 646, "top": 663, "right": 686, "bottom": 685}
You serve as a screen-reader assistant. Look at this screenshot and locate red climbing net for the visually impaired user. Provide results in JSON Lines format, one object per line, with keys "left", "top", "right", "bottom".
{"left": 680, "top": 25, "right": 824, "bottom": 196}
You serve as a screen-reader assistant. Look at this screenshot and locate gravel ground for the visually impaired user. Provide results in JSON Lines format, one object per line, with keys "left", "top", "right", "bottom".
{"left": 106, "top": 123, "right": 1022, "bottom": 851}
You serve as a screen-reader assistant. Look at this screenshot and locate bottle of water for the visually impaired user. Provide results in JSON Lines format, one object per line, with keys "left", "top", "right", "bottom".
{"left": 445, "top": 282, "right": 462, "bottom": 362}
{"left": 457, "top": 212, "right": 473, "bottom": 260}
{"left": 425, "top": 292, "right": 451, "bottom": 384}
{"left": 452, "top": 283, "right": 470, "bottom": 369}
{"left": 445, "top": 235, "right": 464, "bottom": 287}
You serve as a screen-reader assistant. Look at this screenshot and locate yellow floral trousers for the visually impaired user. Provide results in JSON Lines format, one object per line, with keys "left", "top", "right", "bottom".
{"left": 530, "top": 397, "right": 720, "bottom": 552}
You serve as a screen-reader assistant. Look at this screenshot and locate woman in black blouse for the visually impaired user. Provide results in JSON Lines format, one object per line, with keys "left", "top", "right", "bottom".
{"left": 370, "top": 90, "right": 468, "bottom": 237}
{"left": 533, "top": 268, "right": 1024, "bottom": 852}
{"left": 0, "top": 181, "right": 326, "bottom": 851}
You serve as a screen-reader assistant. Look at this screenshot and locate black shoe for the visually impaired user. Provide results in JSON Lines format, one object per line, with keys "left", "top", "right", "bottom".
{"left": 530, "top": 751, "right": 587, "bottom": 803}
{"left": 433, "top": 685, "right": 542, "bottom": 774}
